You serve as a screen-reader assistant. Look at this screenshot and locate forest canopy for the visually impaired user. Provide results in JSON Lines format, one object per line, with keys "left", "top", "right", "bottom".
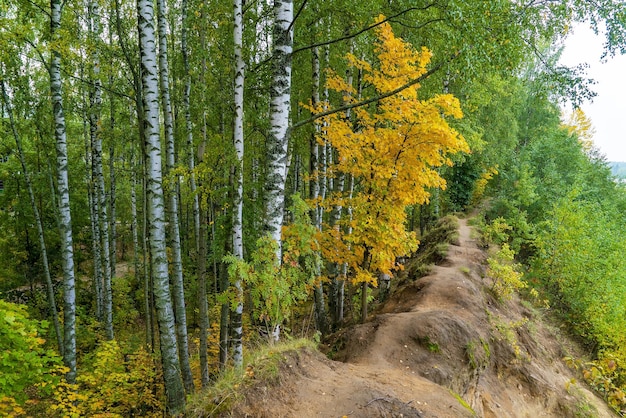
{"left": 1, "top": 0, "right": 626, "bottom": 415}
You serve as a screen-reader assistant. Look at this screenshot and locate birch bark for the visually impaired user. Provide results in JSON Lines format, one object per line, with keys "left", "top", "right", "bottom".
{"left": 310, "top": 44, "right": 327, "bottom": 335}
{"left": 88, "top": 0, "right": 114, "bottom": 340}
{"left": 231, "top": 0, "right": 245, "bottom": 368}
{"left": 1, "top": 80, "right": 63, "bottom": 354}
{"left": 50, "top": 0, "right": 77, "bottom": 383}
{"left": 263, "top": 0, "right": 293, "bottom": 259}
{"left": 137, "top": 0, "right": 185, "bottom": 411}
{"left": 155, "top": 0, "right": 194, "bottom": 393}
{"left": 181, "top": 0, "right": 200, "bottom": 255}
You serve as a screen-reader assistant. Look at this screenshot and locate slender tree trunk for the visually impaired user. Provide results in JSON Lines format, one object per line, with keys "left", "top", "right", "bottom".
{"left": 137, "top": 0, "right": 185, "bottom": 411}
{"left": 109, "top": 143, "right": 117, "bottom": 278}
{"left": 197, "top": 207, "right": 210, "bottom": 386}
{"left": 361, "top": 246, "right": 371, "bottom": 324}
{"left": 50, "top": 0, "right": 77, "bottom": 383}
{"left": 231, "top": 0, "right": 245, "bottom": 368}
{"left": 130, "top": 153, "right": 148, "bottom": 347}
{"left": 109, "top": 6, "right": 118, "bottom": 280}
{"left": 309, "top": 44, "right": 327, "bottom": 335}
{"left": 340, "top": 175, "right": 354, "bottom": 324}
{"left": 181, "top": 0, "right": 200, "bottom": 254}
{"left": 1, "top": 80, "right": 63, "bottom": 355}
{"left": 89, "top": 0, "right": 114, "bottom": 341}
{"left": 263, "top": 0, "right": 294, "bottom": 259}
{"left": 155, "top": 0, "right": 194, "bottom": 393}
{"left": 81, "top": 63, "right": 103, "bottom": 322}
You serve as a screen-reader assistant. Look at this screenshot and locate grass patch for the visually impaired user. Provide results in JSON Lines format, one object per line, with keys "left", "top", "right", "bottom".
{"left": 465, "top": 338, "right": 490, "bottom": 370}
{"left": 184, "top": 338, "right": 316, "bottom": 417}
{"left": 414, "top": 335, "right": 441, "bottom": 353}
{"left": 449, "top": 389, "right": 476, "bottom": 416}
{"left": 565, "top": 381, "right": 599, "bottom": 418}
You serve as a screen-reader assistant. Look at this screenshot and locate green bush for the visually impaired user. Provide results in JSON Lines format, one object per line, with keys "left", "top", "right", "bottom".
{"left": 487, "top": 244, "right": 526, "bottom": 301}
{"left": 0, "top": 300, "right": 63, "bottom": 411}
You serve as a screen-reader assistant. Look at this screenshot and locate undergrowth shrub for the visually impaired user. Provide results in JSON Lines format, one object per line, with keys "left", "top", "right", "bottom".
{"left": 49, "top": 339, "right": 164, "bottom": 417}
{"left": 0, "top": 300, "right": 63, "bottom": 416}
{"left": 488, "top": 311, "right": 529, "bottom": 361}
{"left": 565, "top": 354, "right": 626, "bottom": 414}
{"left": 487, "top": 244, "right": 526, "bottom": 301}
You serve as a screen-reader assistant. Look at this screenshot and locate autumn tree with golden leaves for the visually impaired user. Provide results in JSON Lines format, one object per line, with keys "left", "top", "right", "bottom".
{"left": 308, "top": 18, "right": 469, "bottom": 321}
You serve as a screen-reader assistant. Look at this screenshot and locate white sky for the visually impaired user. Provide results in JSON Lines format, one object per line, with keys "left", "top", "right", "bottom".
{"left": 560, "top": 24, "right": 626, "bottom": 162}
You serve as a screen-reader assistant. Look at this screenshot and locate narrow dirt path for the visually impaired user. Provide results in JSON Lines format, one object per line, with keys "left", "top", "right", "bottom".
{"left": 229, "top": 217, "right": 614, "bottom": 418}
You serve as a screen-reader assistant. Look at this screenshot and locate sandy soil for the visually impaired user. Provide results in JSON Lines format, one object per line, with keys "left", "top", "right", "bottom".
{"left": 222, "top": 217, "right": 615, "bottom": 418}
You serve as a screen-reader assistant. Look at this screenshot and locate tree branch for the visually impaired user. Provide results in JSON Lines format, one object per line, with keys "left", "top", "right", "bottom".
{"left": 288, "top": 0, "right": 308, "bottom": 33}
{"left": 292, "top": 5, "right": 437, "bottom": 56}
{"left": 290, "top": 52, "right": 458, "bottom": 131}
{"left": 24, "top": 0, "right": 51, "bottom": 18}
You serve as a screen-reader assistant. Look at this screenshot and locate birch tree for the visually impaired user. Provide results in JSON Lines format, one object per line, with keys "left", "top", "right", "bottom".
{"left": 137, "top": 0, "right": 185, "bottom": 411}
{"left": 88, "top": 0, "right": 114, "bottom": 340}
{"left": 263, "top": 0, "right": 293, "bottom": 259}
{"left": 231, "top": 0, "right": 245, "bottom": 368}
{"left": 155, "top": 0, "right": 194, "bottom": 393}
{"left": 181, "top": 0, "right": 200, "bottom": 253}
{"left": 50, "top": 0, "right": 77, "bottom": 383}
{"left": 309, "top": 42, "right": 327, "bottom": 335}
{"left": 1, "top": 79, "right": 63, "bottom": 354}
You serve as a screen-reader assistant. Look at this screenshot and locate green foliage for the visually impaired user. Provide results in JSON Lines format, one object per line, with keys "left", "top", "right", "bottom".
{"left": 487, "top": 244, "right": 526, "bottom": 302}
{"left": 565, "top": 355, "right": 626, "bottom": 414}
{"left": 481, "top": 217, "right": 512, "bottom": 246}
{"left": 112, "top": 276, "right": 140, "bottom": 328}
{"left": 449, "top": 389, "right": 476, "bottom": 416}
{"left": 446, "top": 159, "right": 481, "bottom": 211}
{"left": 414, "top": 335, "right": 440, "bottom": 354}
{"left": 224, "top": 194, "right": 319, "bottom": 331}
{"left": 351, "top": 285, "right": 374, "bottom": 322}
{"left": 533, "top": 196, "right": 626, "bottom": 350}
{"left": 0, "top": 300, "right": 63, "bottom": 409}
{"left": 488, "top": 311, "right": 529, "bottom": 361}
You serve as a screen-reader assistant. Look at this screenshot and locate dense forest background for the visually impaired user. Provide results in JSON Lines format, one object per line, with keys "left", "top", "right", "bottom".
{"left": 2, "top": 0, "right": 626, "bottom": 416}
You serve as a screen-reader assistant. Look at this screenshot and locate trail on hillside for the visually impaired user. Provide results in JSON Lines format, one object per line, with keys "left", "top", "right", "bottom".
{"left": 225, "top": 218, "right": 614, "bottom": 418}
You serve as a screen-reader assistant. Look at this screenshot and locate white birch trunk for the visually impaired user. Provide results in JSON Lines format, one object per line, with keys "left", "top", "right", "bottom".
{"left": 81, "top": 63, "right": 103, "bottom": 322}
{"left": 1, "top": 80, "right": 63, "bottom": 355}
{"left": 108, "top": 8, "right": 117, "bottom": 280}
{"left": 137, "top": 0, "right": 185, "bottom": 411}
{"left": 155, "top": 0, "right": 194, "bottom": 393}
{"left": 263, "top": 0, "right": 293, "bottom": 259}
{"left": 109, "top": 143, "right": 117, "bottom": 278}
{"left": 329, "top": 42, "right": 353, "bottom": 328}
{"left": 181, "top": 0, "right": 200, "bottom": 254}
{"left": 197, "top": 207, "right": 210, "bottom": 386}
{"left": 310, "top": 44, "right": 327, "bottom": 335}
{"left": 130, "top": 153, "right": 147, "bottom": 346}
{"left": 88, "top": 0, "right": 114, "bottom": 340}
{"left": 231, "top": 0, "right": 245, "bottom": 368}
{"left": 51, "top": 0, "right": 77, "bottom": 383}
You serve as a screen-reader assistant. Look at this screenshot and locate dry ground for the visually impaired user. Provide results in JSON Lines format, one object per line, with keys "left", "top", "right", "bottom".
{"left": 216, "top": 218, "right": 615, "bottom": 417}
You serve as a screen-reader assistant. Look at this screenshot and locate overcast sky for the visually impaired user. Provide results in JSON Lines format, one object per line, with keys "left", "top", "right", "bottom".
{"left": 559, "top": 24, "right": 626, "bottom": 162}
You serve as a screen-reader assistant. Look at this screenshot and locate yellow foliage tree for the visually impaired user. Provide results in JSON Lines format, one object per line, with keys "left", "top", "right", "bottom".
{"left": 308, "top": 17, "right": 469, "bottom": 321}
{"left": 562, "top": 107, "right": 595, "bottom": 151}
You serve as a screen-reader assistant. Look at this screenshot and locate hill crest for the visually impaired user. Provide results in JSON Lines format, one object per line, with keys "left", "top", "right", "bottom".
{"left": 198, "top": 217, "right": 614, "bottom": 417}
